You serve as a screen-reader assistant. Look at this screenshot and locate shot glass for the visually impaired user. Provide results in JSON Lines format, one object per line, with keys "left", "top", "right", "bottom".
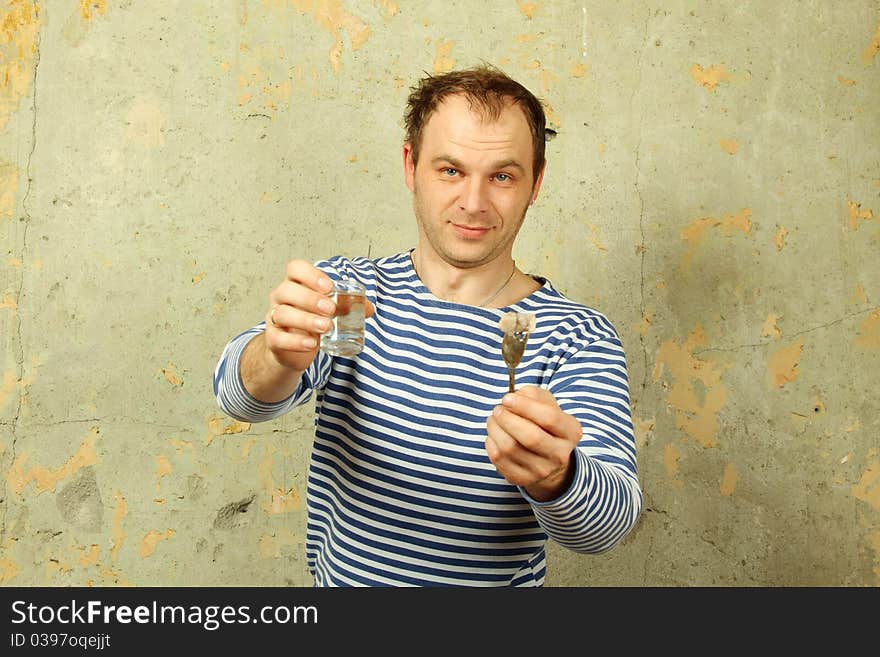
{"left": 319, "top": 275, "right": 366, "bottom": 357}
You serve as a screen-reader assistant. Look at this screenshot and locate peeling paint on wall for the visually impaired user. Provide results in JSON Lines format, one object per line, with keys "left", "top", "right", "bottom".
{"left": 863, "top": 20, "right": 880, "bottom": 64}
{"left": 720, "top": 463, "right": 738, "bottom": 496}
{"left": 663, "top": 442, "right": 683, "bottom": 489}
{"left": 160, "top": 363, "right": 184, "bottom": 387}
{"left": 850, "top": 284, "right": 869, "bottom": 305}
{"left": 0, "top": 162, "right": 19, "bottom": 220}
{"left": 109, "top": 490, "right": 127, "bottom": 562}
{"left": 206, "top": 413, "right": 251, "bottom": 446}
{"left": 855, "top": 309, "right": 880, "bottom": 349}
{"left": 690, "top": 63, "right": 730, "bottom": 92}
{"left": 139, "top": 529, "right": 175, "bottom": 558}
{"left": 275, "top": 0, "right": 374, "bottom": 73}
{"left": 0, "top": 0, "right": 41, "bottom": 131}
{"left": 761, "top": 314, "right": 783, "bottom": 339}
{"left": 767, "top": 338, "right": 804, "bottom": 388}
{"left": 517, "top": 1, "right": 541, "bottom": 20}
{"left": 433, "top": 38, "right": 456, "bottom": 74}
{"left": 8, "top": 427, "right": 100, "bottom": 495}
{"left": 852, "top": 450, "right": 880, "bottom": 511}
{"left": 773, "top": 226, "right": 788, "bottom": 251}
{"left": 719, "top": 139, "right": 738, "bottom": 155}
{"left": 654, "top": 325, "right": 728, "bottom": 449}
{"left": 79, "top": 0, "right": 106, "bottom": 21}
{"left": 680, "top": 209, "right": 752, "bottom": 271}
{"left": 259, "top": 444, "right": 302, "bottom": 514}
{"left": 847, "top": 200, "right": 874, "bottom": 231}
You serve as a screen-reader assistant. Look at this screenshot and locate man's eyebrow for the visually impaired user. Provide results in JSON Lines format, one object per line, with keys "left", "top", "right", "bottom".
{"left": 430, "top": 155, "right": 526, "bottom": 173}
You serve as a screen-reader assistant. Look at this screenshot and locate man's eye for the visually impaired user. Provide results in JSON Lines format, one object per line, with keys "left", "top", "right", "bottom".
{"left": 494, "top": 173, "right": 511, "bottom": 182}
{"left": 443, "top": 168, "right": 459, "bottom": 176}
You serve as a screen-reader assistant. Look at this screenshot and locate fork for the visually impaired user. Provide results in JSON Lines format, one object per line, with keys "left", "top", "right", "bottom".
{"left": 501, "top": 330, "right": 530, "bottom": 393}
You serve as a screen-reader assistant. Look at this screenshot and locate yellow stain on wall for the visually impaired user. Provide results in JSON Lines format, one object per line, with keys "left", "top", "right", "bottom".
{"left": 633, "top": 416, "right": 655, "bottom": 451}
{"left": 761, "top": 314, "right": 783, "bottom": 339}
{"left": 206, "top": 413, "right": 251, "bottom": 446}
{"left": 586, "top": 223, "right": 608, "bottom": 253}
{"left": 847, "top": 200, "right": 874, "bottom": 231}
{"left": 139, "top": 529, "right": 175, "bottom": 558}
{"left": 720, "top": 463, "right": 738, "bottom": 496}
{"left": 542, "top": 100, "right": 561, "bottom": 129}
{"left": 654, "top": 325, "right": 727, "bottom": 448}
{"left": 0, "top": 0, "right": 41, "bottom": 132}
{"left": 155, "top": 455, "right": 172, "bottom": 493}
{"left": 852, "top": 450, "right": 880, "bottom": 511}
{"left": 837, "top": 75, "right": 857, "bottom": 86}
{"left": 240, "top": 438, "right": 256, "bottom": 461}
{"left": 77, "top": 544, "right": 100, "bottom": 567}
{"left": 680, "top": 208, "right": 752, "bottom": 270}
{"left": 517, "top": 1, "right": 541, "bottom": 19}
{"left": 0, "top": 294, "right": 16, "bottom": 310}
{"left": 109, "top": 490, "right": 127, "bottom": 562}
{"left": 79, "top": 0, "right": 105, "bottom": 20}
{"left": 371, "top": 0, "right": 398, "bottom": 18}
{"left": 855, "top": 309, "right": 880, "bottom": 350}
{"left": 167, "top": 438, "right": 193, "bottom": 455}
{"left": 160, "top": 363, "right": 183, "bottom": 387}
{"left": 850, "top": 283, "right": 869, "bottom": 305}
{"left": 0, "top": 162, "right": 19, "bottom": 221}
{"left": 863, "top": 20, "right": 880, "bottom": 64}
{"left": 0, "top": 557, "right": 19, "bottom": 583}
{"left": 259, "top": 443, "right": 303, "bottom": 515}
{"left": 774, "top": 225, "right": 788, "bottom": 251}
{"left": 767, "top": 337, "right": 804, "bottom": 388}
{"left": 637, "top": 311, "right": 653, "bottom": 337}
{"left": 570, "top": 63, "right": 588, "bottom": 78}
{"left": 663, "top": 443, "right": 683, "bottom": 489}
{"left": 433, "top": 38, "right": 456, "bottom": 74}
{"left": 690, "top": 63, "right": 730, "bottom": 92}
{"left": 281, "top": 0, "right": 371, "bottom": 73}
{"left": 719, "top": 139, "right": 738, "bottom": 155}
{"left": 8, "top": 427, "right": 99, "bottom": 495}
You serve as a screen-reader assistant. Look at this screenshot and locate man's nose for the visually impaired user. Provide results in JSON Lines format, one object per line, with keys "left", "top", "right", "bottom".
{"left": 460, "top": 177, "right": 489, "bottom": 215}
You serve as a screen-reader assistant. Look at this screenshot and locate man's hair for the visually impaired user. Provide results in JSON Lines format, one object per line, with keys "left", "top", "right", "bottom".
{"left": 404, "top": 65, "right": 548, "bottom": 181}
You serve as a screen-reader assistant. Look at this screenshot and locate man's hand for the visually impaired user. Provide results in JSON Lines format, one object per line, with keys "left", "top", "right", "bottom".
{"left": 264, "top": 259, "right": 375, "bottom": 372}
{"left": 240, "top": 260, "right": 375, "bottom": 403}
{"left": 485, "top": 386, "right": 583, "bottom": 502}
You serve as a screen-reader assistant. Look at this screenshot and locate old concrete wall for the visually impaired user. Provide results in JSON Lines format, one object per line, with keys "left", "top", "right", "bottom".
{"left": 1, "top": 0, "right": 878, "bottom": 587}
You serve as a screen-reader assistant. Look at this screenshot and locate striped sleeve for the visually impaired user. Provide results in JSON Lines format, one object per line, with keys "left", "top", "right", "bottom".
{"left": 213, "top": 323, "right": 331, "bottom": 423}
{"left": 521, "top": 336, "right": 643, "bottom": 553}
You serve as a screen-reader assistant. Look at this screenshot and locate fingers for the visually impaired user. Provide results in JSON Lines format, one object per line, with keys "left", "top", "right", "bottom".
{"left": 486, "top": 412, "right": 567, "bottom": 487}
{"left": 485, "top": 387, "right": 581, "bottom": 489}
{"left": 265, "top": 260, "right": 376, "bottom": 357}
{"left": 501, "top": 386, "right": 582, "bottom": 442}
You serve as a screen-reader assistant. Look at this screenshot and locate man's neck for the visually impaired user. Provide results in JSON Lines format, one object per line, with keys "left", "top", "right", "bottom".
{"left": 410, "top": 248, "right": 533, "bottom": 308}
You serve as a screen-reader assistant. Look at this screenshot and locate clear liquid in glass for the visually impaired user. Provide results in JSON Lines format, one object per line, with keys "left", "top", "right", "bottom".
{"left": 320, "top": 281, "right": 365, "bottom": 357}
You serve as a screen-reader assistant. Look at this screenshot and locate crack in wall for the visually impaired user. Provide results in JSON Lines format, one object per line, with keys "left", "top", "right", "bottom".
{"left": 632, "top": 10, "right": 651, "bottom": 394}
{"left": 2, "top": 5, "right": 40, "bottom": 544}
{"left": 692, "top": 306, "right": 880, "bottom": 356}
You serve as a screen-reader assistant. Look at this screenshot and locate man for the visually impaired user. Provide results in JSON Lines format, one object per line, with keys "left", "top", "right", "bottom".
{"left": 214, "top": 66, "right": 642, "bottom": 586}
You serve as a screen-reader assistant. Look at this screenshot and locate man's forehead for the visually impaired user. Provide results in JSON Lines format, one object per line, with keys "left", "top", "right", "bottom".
{"left": 431, "top": 93, "right": 525, "bottom": 124}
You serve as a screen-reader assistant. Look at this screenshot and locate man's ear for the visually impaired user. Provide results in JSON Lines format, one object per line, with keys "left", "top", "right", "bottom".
{"left": 530, "top": 160, "right": 546, "bottom": 204}
{"left": 403, "top": 142, "right": 415, "bottom": 192}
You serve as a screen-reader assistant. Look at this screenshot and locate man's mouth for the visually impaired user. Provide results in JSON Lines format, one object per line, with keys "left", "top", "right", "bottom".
{"left": 452, "top": 223, "right": 492, "bottom": 239}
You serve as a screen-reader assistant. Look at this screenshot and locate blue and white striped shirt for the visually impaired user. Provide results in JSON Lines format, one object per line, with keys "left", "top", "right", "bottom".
{"left": 214, "top": 251, "right": 642, "bottom": 586}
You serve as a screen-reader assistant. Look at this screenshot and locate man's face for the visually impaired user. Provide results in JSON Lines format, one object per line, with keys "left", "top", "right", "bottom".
{"left": 403, "top": 94, "right": 545, "bottom": 270}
